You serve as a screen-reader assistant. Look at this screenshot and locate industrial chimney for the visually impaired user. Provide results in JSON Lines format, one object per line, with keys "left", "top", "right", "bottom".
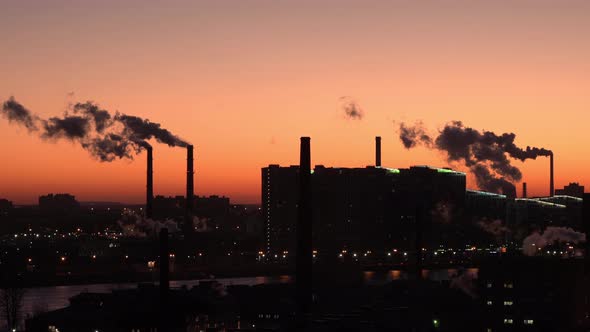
{"left": 146, "top": 146, "right": 154, "bottom": 219}
{"left": 375, "top": 136, "right": 382, "bottom": 167}
{"left": 159, "top": 227, "right": 169, "bottom": 298}
{"left": 185, "top": 145, "right": 194, "bottom": 234}
{"left": 522, "top": 182, "right": 527, "bottom": 199}
{"left": 583, "top": 194, "right": 590, "bottom": 275}
{"left": 297, "top": 137, "right": 313, "bottom": 326}
{"left": 550, "top": 152, "right": 555, "bottom": 197}
{"left": 158, "top": 228, "right": 170, "bottom": 332}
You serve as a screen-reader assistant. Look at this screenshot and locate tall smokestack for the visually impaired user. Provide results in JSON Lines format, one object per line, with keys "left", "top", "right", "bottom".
{"left": 375, "top": 136, "right": 382, "bottom": 167}
{"left": 522, "top": 182, "right": 527, "bottom": 199}
{"left": 296, "top": 137, "right": 313, "bottom": 327}
{"left": 146, "top": 146, "right": 153, "bottom": 219}
{"left": 415, "top": 205, "right": 424, "bottom": 281}
{"left": 185, "top": 145, "right": 194, "bottom": 234}
{"left": 583, "top": 194, "right": 590, "bottom": 275}
{"left": 550, "top": 152, "right": 554, "bottom": 197}
{"left": 159, "top": 228, "right": 169, "bottom": 298}
{"left": 157, "top": 227, "right": 170, "bottom": 330}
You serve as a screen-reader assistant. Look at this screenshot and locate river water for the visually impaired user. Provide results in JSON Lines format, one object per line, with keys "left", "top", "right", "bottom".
{"left": 12, "top": 268, "right": 477, "bottom": 328}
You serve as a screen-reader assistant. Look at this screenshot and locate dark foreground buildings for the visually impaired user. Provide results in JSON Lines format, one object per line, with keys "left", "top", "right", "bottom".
{"left": 262, "top": 162, "right": 584, "bottom": 259}
{"left": 262, "top": 164, "right": 467, "bottom": 257}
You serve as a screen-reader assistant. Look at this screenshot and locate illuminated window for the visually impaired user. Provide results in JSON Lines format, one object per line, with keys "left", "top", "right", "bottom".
{"left": 486, "top": 301, "right": 493, "bottom": 306}
{"left": 524, "top": 319, "right": 534, "bottom": 325}
{"left": 503, "top": 319, "right": 513, "bottom": 324}
{"left": 504, "top": 282, "right": 513, "bottom": 289}
{"left": 486, "top": 282, "right": 492, "bottom": 288}
{"left": 487, "top": 329, "right": 492, "bottom": 332}
{"left": 503, "top": 301, "right": 513, "bottom": 306}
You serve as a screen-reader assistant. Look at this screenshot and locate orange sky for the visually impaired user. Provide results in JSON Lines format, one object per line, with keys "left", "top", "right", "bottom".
{"left": 1, "top": 0, "right": 589, "bottom": 204}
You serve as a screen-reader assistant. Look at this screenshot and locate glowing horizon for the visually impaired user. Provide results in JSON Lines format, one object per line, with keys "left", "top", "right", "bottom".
{"left": 1, "top": 0, "right": 589, "bottom": 204}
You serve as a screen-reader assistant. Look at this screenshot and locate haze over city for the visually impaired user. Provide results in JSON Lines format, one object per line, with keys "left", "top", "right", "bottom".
{"left": 2, "top": 0, "right": 590, "bottom": 204}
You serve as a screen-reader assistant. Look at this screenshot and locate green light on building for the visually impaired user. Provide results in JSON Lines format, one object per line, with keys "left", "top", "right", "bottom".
{"left": 433, "top": 319, "right": 440, "bottom": 328}
{"left": 385, "top": 168, "right": 400, "bottom": 174}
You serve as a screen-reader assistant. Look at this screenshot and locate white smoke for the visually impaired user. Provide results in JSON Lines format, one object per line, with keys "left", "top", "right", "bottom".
{"left": 522, "top": 226, "right": 585, "bottom": 256}
{"left": 477, "top": 219, "right": 510, "bottom": 240}
{"left": 117, "top": 210, "right": 179, "bottom": 238}
{"left": 192, "top": 216, "right": 209, "bottom": 232}
{"left": 450, "top": 268, "right": 477, "bottom": 298}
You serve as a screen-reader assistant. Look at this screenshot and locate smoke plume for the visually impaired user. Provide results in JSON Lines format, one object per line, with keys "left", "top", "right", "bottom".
{"left": 117, "top": 210, "right": 179, "bottom": 238}
{"left": 1, "top": 97, "right": 38, "bottom": 131}
{"left": 0, "top": 96, "right": 189, "bottom": 161}
{"left": 399, "top": 121, "right": 432, "bottom": 149}
{"left": 522, "top": 226, "right": 585, "bottom": 256}
{"left": 340, "top": 96, "right": 364, "bottom": 120}
{"left": 477, "top": 219, "right": 510, "bottom": 237}
{"left": 398, "top": 120, "right": 551, "bottom": 196}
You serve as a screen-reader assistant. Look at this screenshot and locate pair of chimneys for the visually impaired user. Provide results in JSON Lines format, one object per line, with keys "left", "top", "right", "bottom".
{"left": 145, "top": 145, "right": 195, "bottom": 226}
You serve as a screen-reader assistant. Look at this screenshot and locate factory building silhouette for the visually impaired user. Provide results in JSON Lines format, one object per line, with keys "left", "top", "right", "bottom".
{"left": 262, "top": 137, "right": 581, "bottom": 258}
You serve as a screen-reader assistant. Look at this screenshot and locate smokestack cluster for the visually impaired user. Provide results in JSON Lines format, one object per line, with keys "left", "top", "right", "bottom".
{"left": 146, "top": 146, "right": 154, "bottom": 219}
{"left": 398, "top": 120, "right": 552, "bottom": 197}
{"left": 375, "top": 136, "right": 381, "bottom": 167}
{"left": 1, "top": 97, "right": 189, "bottom": 162}
{"left": 185, "top": 145, "right": 195, "bottom": 234}
{"left": 297, "top": 137, "right": 313, "bottom": 326}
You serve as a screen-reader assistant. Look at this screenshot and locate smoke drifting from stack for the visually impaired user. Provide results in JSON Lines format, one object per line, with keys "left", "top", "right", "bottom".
{"left": 340, "top": 96, "right": 364, "bottom": 120}
{"left": 398, "top": 120, "right": 552, "bottom": 196}
{"left": 399, "top": 121, "right": 432, "bottom": 149}
{"left": 522, "top": 226, "right": 585, "bottom": 256}
{"left": 1, "top": 97, "right": 39, "bottom": 131}
{"left": 0, "top": 97, "right": 189, "bottom": 161}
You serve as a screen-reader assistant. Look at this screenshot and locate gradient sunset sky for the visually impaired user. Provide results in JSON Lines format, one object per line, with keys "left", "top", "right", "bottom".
{"left": 1, "top": 0, "right": 589, "bottom": 204}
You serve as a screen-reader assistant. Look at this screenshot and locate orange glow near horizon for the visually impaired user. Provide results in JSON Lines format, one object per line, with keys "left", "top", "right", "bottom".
{"left": 1, "top": 1, "right": 590, "bottom": 204}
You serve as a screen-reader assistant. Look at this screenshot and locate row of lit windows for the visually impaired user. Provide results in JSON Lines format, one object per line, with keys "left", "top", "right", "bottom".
{"left": 485, "top": 282, "right": 514, "bottom": 289}
{"left": 501, "top": 319, "right": 534, "bottom": 325}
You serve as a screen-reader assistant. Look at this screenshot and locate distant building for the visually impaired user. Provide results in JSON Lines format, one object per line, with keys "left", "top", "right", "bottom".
{"left": 465, "top": 190, "right": 507, "bottom": 221}
{"left": 555, "top": 182, "right": 585, "bottom": 198}
{"left": 194, "top": 195, "right": 230, "bottom": 220}
{"left": 0, "top": 198, "right": 13, "bottom": 213}
{"left": 153, "top": 195, "right": 230, "bottom": 223}
{"left": 261, "top": 164, "right": 467, "bottom": 256}
{"left": 479, "top": 257, "right": 590, "bottom": 331}
{"left": 38, "top": 194, "right": 80, "bottom": 212}
{"left": 261, "top": 165, "right": 300, "bottom": 255}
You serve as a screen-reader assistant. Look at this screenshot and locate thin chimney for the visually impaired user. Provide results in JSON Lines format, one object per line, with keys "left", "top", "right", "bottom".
{"left": 159, "top": 228, "right": 169, "bottom": 297}
{"left": 583, "top": 193, "right": 590, "bottom": 275}
{"left": 550, "top": 152, "right": 555, "bottom": 197}
{"left": 297, "top": 137, "right": 313, "bottom": 326}
{"left": 185, "top": 145, "right": 194, "bottom": 234}
{"left": 146, "top": 146, "right": 154, "bottom": 219}
{"left": 522, "top": 182, "right": 527, "bottom": 199}
{"left": 375, "top": 136, "right": 382, "bottom": 167}
{"left": 415, "top": 205, "right": 424, "bottom": 281}
{"left": 158, "top": 227, "right": 170, "bottom": 330}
